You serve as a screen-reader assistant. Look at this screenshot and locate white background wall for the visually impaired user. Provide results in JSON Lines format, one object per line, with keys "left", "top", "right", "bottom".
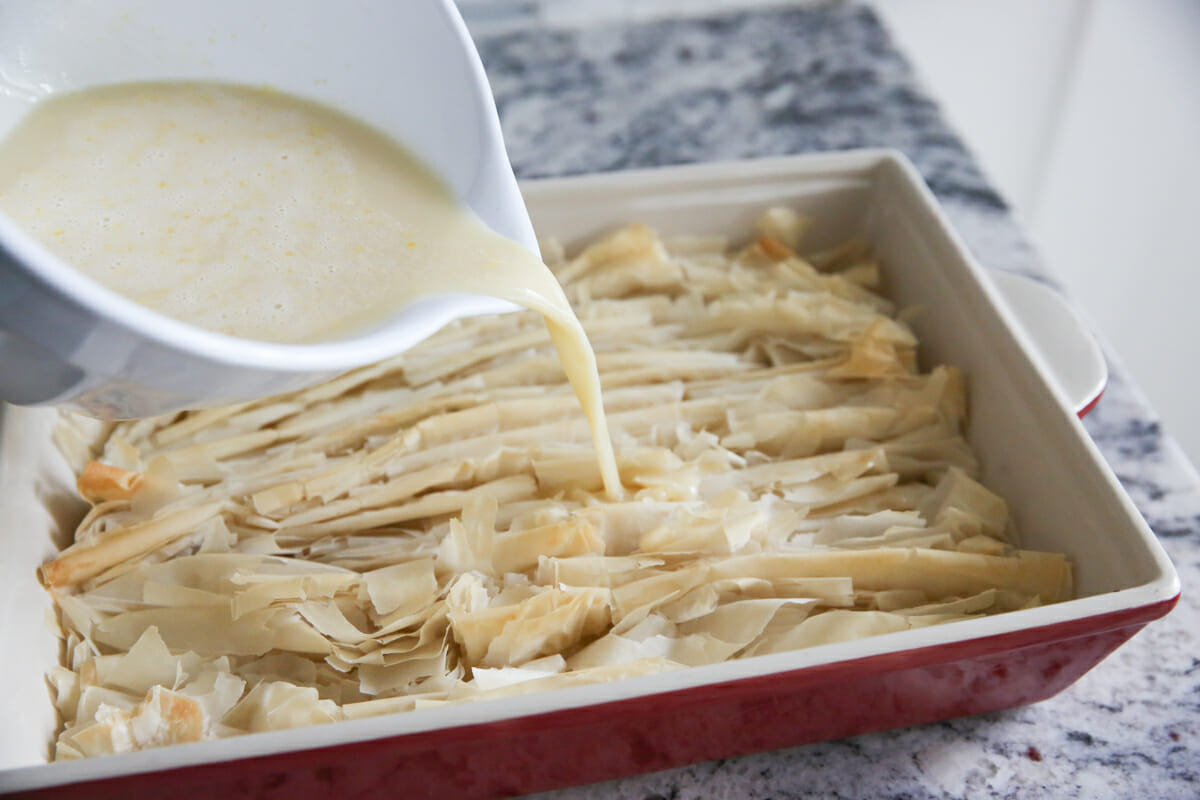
{"left": 874, "top": 0, "right": 1200, "bottom": 467}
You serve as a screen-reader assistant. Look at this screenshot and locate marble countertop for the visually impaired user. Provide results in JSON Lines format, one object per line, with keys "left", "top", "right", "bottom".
{"left": 460, "top": 3, "right": 1200, "bottom": 798}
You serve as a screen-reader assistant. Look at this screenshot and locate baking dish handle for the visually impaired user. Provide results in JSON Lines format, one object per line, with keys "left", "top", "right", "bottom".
{"left": 987, "top": 270, "right": 1107, "bottom": 417}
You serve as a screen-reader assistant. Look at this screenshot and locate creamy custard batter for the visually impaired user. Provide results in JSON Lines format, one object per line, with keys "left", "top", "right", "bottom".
{"left": 0, "top": 82, "right": 621, "bottom": 496}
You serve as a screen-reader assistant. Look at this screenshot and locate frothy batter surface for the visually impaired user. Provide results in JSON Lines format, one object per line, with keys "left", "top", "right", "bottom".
{"left": 0, "top": 82, "right": 555, "bottom": 344}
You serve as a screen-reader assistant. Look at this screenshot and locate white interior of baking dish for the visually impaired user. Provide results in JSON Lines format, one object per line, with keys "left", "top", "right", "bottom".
{"left": 0, "top": 150, "right": 1178, "bottom": 792}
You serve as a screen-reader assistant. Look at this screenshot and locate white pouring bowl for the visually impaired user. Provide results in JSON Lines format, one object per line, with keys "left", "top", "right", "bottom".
{"left": 0, "top": 0, "right": 532, "bottom": 418}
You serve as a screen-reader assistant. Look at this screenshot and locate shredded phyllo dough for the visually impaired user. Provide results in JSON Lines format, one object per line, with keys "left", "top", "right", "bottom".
{"left": 42, "top": 209, "right": 1071, "bottom": 759}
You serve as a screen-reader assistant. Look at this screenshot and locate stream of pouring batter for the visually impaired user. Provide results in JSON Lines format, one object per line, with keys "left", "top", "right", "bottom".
{"left": 0, "top": 82, "right": 623, "bottom": 497}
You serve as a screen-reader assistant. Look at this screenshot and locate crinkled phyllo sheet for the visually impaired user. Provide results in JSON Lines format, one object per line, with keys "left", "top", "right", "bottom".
{"left": 41, "top": 208, "right": 1071, "bottom": 759}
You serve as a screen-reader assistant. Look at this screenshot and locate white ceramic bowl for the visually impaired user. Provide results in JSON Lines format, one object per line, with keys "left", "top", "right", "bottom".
{"left": 0, "top": 0, "right": 532, "bottom": 418}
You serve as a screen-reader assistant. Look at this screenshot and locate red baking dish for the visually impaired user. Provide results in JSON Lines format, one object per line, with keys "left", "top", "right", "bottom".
{"left": 0, "top": 151, "right": 1178, "bottom": 799}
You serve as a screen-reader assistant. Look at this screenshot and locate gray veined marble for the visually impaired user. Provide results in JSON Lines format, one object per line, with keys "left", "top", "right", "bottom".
{"left": 460, "top": 3, "right": 1200, "bottom": 798}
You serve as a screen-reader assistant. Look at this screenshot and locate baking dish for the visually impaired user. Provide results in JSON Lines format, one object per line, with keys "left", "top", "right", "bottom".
{"left": 0, "top": 150, "right": 1177, "bottom": 799}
